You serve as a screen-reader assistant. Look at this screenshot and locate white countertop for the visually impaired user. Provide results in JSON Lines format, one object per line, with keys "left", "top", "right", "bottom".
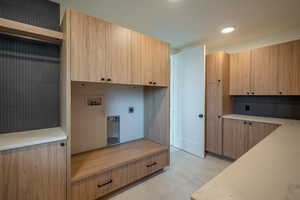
{"left": 0, "top": 127, "right": 67, "bottom": 151}
{"left": 222, "top": 114, "right": 300, "bottom": 125}
{"left": 192, "top": 114, "right": 300, "bottom": 200}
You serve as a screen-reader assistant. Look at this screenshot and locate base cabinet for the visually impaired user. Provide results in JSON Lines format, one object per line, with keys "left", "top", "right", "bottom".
{"left": 223, "top": 119, "right": 248, "bottom": 159}
{"left": 71, "top": 150, "right": 168, "bottom": 200}
{"left": 0, "top": 142, "right": 67, "bottom": 200}
{"left": 222, "top": 118, "right": 279, "bottom": 159}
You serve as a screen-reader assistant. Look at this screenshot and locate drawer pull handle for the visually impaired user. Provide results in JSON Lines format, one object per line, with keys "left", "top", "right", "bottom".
{"left": 97, "top": 179, "right": 113, "bottom": 188}
{"left": 146, "top": 162, "right": 157, "bottom": 168}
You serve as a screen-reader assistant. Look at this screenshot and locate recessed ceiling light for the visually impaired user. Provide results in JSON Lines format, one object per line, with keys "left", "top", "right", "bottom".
{"left": 221, "top": 26, "right": 235, "bottom": 34}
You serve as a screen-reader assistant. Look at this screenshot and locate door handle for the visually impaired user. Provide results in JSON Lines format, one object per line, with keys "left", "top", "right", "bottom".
{"left": 198, "top": 114, "right": 204, "bottom": 118}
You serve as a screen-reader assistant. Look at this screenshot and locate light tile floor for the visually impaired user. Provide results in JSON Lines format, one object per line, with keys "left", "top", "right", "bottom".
{"left": 102, "top": 147, "right": 232, "bottom": 200}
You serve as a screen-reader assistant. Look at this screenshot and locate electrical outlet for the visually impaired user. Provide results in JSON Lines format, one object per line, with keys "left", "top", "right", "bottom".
{"left": 129, "top": 107, "right": 134, "bottom": 113}
{"left": 245, "top": 105, "right": 250, "bottom": 111}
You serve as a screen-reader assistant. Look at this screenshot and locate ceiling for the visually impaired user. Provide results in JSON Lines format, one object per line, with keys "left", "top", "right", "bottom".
{"left": 52, "top": 0, "right": 300, "bottom": 49}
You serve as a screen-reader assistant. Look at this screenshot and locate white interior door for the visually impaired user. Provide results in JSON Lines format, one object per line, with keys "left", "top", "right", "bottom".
{"left": 171, "top": 45, "right": 206, "bottom": 157}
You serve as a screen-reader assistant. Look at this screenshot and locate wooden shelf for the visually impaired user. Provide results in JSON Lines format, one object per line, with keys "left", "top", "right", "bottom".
{"left": 0, "top": 17, "right": 63, "bottom": 43}
{"left": 71, "top": 139, "right": 169, "bottom": 182}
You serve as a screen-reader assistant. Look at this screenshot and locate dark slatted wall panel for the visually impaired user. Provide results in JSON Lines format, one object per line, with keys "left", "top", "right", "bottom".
{"left": 0, "top": 0, "right": 60, "bottom": 31}
{"left": 0, "top": 1, "right": 60, "bottom": 134}
{"left": 233, "top": 96, "right": 300, "bottom": 120}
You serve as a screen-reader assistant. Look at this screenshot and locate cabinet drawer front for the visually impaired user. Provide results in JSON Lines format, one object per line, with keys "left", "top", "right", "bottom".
{"left": 150, "top": 150, "right": 169, "bottom": 173}
{"left": 111, "top": 164, "right": 128, "bottom": 191}
{"left": 127, "top": 158, "right": 150, "bottom": 183}
{"left": 94, "top": 171, "right": 113, "bottom": 198}
{"left": 71, "top": 171, "right": 113, "bottom": 200}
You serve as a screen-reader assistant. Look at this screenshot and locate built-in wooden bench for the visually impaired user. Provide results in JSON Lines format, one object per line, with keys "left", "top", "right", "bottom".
{"left": 71, "top": 139, "right": 169, "bottom": 200}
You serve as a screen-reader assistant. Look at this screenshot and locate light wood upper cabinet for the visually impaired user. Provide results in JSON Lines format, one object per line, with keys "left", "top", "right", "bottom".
{"left": 151, "top": 38, "right": 170, "bottom": 87}
{"left": 131, "top": 31, "right": 145, "bottom": 85}
{"left": 229, "top": 40, "right": 300, "bottom": 96}
{"left": 106, "top": 23, "right": 132, "bottom": 84}
{"left": 278, "top": 40, "right": 300, "bottom": 95}
{"left": 251, "top": 45, "right": 279, "bottom": 95}
{"left": 0, "top": 142, "right": 67, "bottom": 200}
{"left": 70, "top": 9, "right": 106, "bottom": 82}
{"left": 67, "top": 9, "right": 170, "bottom": 87}
{"left": 206, "top": 52, "right": 224, "bottom": 84}
{"left": 131, "top": 32, "right": 153, "bottom": 86}
{"left": 229, "top": 51, "right": 251, "bottom": 95}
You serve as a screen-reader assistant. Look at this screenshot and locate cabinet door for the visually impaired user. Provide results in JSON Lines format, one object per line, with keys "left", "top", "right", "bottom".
{"left": 0, "top": 142, "right": 66, "bottom": 200}
{"left": 205, "top": 83, "right": 223, "bottom": 155}
{"left": 131, "top": 31, "right": 145, "bottom": 85}
{"left": 152, "top": 40, "right": 170, "bottom": 87}
{"left": 278, "top": 40, "right": 300, "bottom": 95}
{"left": 251, "top": 45, "right": 279, "bottom": 95}
{"left": 106, "top": 23, "right": 132, "bottom": 84}
{"left": 206, "top": 52, "right": 224, "bottom": 84}
{"left": 150, "top": 38, "right": 169, "bottom": 87}
{"left": 141, "top": 35, "right": 154, "bottom": 86}
{"left": 70, "top": 10, "right": 106, "bottom": 82}
{"left": 229, "top": 51, "right": 251, "bottom": 95}
{"left": 223, "top": 119, "right": 247, "bottom": 159}
{"left": 247, "top": 122, "right": 279, "bottom": 150}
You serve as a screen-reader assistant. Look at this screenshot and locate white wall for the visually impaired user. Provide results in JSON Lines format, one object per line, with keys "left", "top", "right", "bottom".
{"left": 103, "top": 85, "right": 144, "bottom": 143}
{"left": 71, "top": 83, "right": 144, "bottom": 154}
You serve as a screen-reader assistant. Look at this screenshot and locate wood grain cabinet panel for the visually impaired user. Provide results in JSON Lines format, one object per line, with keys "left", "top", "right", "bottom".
{"left": 247, "top": 122, "right": 279, "bottom": 150}
{"left": 278, "top": 40, "right": 300, "bottom": 95}
{"left": 223, "top": 119, "right": 280, "bottom": 159}
{"left": 131, "top": 32, "right": 153, "bottom": 85}
{"left": 229, "top": 51, "right": 251, "bottom": 95}
{"left": 150, "top": 150, "right": 169, "bottom": 173}
{"left": 205, "top": 52, "right": 231, "bottom": 155}
{"left": 229, "top": 40, "right": 300, "bottom": 96}
{"left": 206, "top": 52, "right": 223, "bottom": 84}
{"left": 71, "top": 146, "right": 169, "bottom": 200}
{"left": 70, "top": 10, "right": 106, "bottom": 82}
{"left": 205, "top": 83, "right": 223, "bottom": 154}
{"left": 67, "top": 9, "right": 170, "bottom": 87}
{"left": 223, "top": 119, "right": 248, "bottom": 159}
{"left": 251, "top": 45, "right": 279, "bottom": 95}
{"left": 0, "top": 142, "right": 67, "bottom": 200}
{"left": 106, "top": 23, "right": 132, "bottom": 84}
{"left": 152, "top": 40, "right": 170, "bottom": 87}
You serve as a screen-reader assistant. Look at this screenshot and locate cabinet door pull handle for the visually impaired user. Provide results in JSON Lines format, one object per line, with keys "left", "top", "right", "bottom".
{"left": 249, "top": 122, "right": 252, "bottom": 125}
{"left": 153, "top": 82, "right": 157, "bottom": 85}
{"left": 97, "top": 179, "right": 113, "bottom": 188}
{"left": 107, "top": 78, "right": 112, "bottom": 82}
{"left": 149, "top": 81, "right": 153, "bottom": 84}
{"left": 146, "top": 162, "right": 157, "bottom": 168}
{"left": 279, "top": 92, "right": 282, "bottom": 95}
{"left": 247, "top": 92, "right": 250, "bottom": 95}
{"left": 251, "top": 92, "right": 255, "bottom": 95}
{"left": 101, "top": 78, "right": 105, "bottom": 81}
{"left": 244, "top": 121, "right": 247, "bottom": 125}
